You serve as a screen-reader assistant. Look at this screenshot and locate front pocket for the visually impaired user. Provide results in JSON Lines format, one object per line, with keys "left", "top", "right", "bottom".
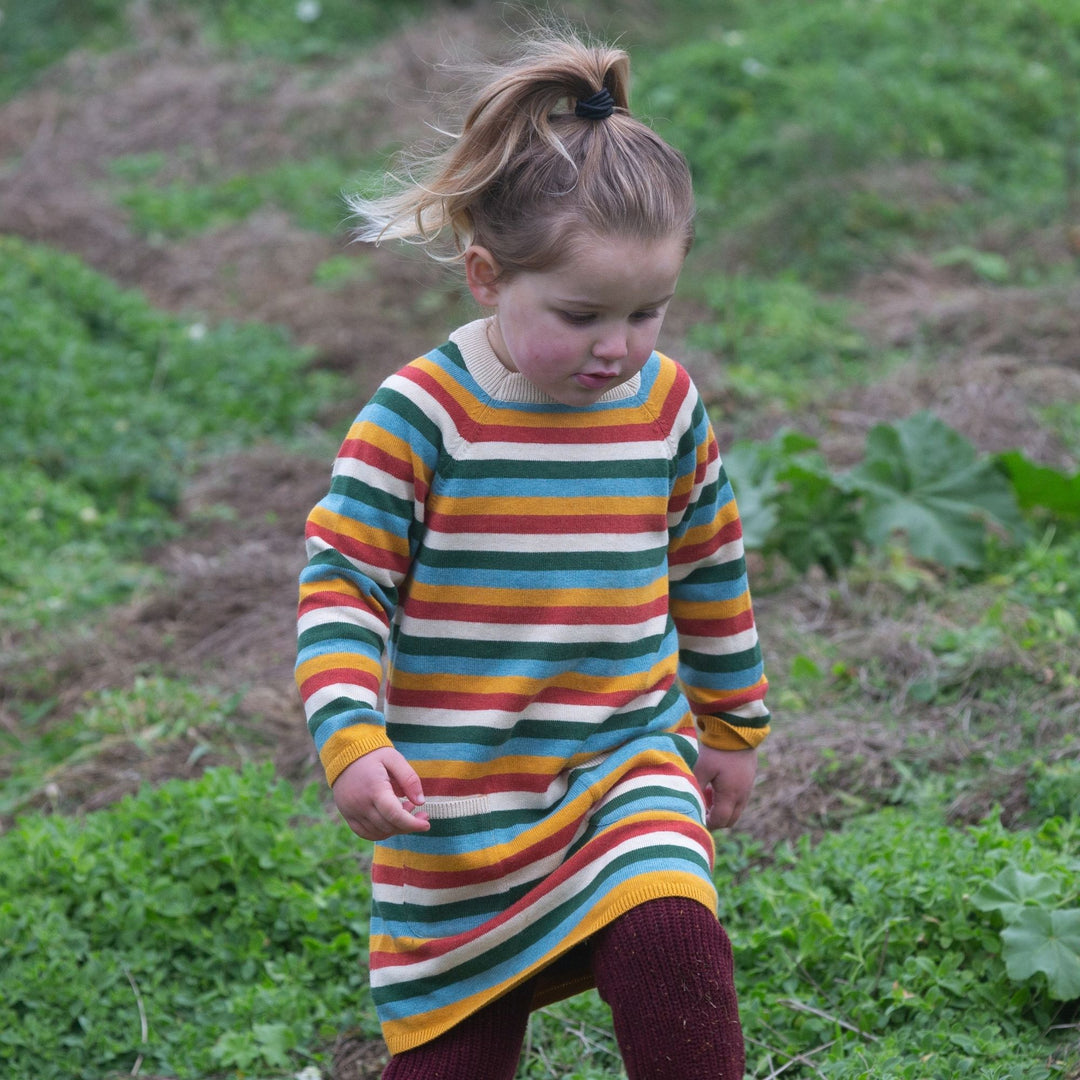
{"left": 401, "top": 794, "right": 503, "bottom": 937}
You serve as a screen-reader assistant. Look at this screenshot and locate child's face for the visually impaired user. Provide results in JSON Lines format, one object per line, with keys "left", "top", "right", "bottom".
{"left": 466, "top": 231, "right": 686, "bottom": 407}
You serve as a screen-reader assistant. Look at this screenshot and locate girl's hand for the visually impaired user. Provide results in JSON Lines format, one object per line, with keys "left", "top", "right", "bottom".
{"left": 693, "top": 745, "right": 758, "bottom": 831}
{"left": 332, "top": 746, "right": 430, "bottom": 841}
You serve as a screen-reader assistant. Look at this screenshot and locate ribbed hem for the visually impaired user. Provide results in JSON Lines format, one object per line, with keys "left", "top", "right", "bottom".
{"left": 381, "top": 874, "right": 717, "bottom": 1056}
{"left": 320, "top": 726, "right": 395, "bottom": 786}
{"left": 697, "top": 716, "right": 770, "bottom": 751}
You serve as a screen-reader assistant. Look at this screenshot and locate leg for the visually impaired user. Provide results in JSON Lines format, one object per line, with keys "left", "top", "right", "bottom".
{"left": 591, "top": 897, "right": 744, "bottom": 1080}
{"left": 381, "top": 977, "right": 534, "bottom": 1080}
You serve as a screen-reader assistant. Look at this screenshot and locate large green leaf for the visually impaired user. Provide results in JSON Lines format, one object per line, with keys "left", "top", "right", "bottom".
{"left": 998, "top": 451, "right": 1080, "bottom": 521}
{"left": 971, "top": 867, "right": 1064, "bottom": 923}
{"left": 1001, "top": 907, "right": 1080, "bottom": 1001}
{"left": 846, "top": 411, "right": 1026, "bottom": 568}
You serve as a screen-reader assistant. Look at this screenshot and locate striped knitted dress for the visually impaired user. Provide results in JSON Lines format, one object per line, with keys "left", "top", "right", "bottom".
{"left": 296, "top": 318, "right": 770, "bottom": 1055}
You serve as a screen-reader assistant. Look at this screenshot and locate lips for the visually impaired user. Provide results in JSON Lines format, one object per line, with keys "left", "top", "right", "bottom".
{"left": 575, "top": 371, "right": 620, "bottom": 390}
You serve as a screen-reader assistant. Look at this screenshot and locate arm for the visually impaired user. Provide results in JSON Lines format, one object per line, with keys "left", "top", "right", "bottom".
{"left": 295, "top": 373, "right": 439, "bottom": 788}
{"left": 667, "top": 378, "right": 770, "bottom": 822}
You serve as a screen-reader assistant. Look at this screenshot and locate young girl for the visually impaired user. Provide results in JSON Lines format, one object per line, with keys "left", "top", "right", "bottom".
{"left": 296, "top": 30, "right": 770, "bottom": 1080}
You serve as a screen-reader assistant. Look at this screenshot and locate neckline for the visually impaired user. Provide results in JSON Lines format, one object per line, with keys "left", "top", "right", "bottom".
{"left": 448, "top": 318, "right": 643, "bottom": 406}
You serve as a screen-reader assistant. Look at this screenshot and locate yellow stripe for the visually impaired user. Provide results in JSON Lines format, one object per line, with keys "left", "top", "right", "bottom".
{"left": 405, "top": 577, "right": 668, "bottom": 608}
{"left": 390, "top": 656, "right": 674, "bottom": 698}
{"left": 427, "top": 494, "right": 663, "bottom": 517}
{"left": 296, "top": 652, "right": 380, "bottom": 683}
{"left": 308, "top": 505, "right": 410, "bottom": 557}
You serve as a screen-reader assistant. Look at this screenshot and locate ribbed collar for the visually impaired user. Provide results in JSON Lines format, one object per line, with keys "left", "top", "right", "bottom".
{"left": 448, "top": 318, "right": 643, "bottom": 406}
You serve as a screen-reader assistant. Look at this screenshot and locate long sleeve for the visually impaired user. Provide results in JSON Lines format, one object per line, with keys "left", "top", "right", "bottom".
{"left": 667, "top": 389, "right": 770, "bottom": 750}
{"left": 295, "top": 378, "right": 438, "bottom": 785}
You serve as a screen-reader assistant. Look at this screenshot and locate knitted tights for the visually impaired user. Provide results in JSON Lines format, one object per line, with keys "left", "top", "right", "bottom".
{"left": 381, "top": 896, "right": 744, "bottom": 1080}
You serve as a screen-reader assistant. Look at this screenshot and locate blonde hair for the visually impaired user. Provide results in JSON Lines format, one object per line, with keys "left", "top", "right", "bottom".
{"left": 348, "top": 30, "right": 695, "bottom": 275}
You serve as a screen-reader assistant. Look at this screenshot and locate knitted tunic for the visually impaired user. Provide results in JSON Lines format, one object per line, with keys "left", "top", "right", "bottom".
{"left": 296, "top": 318, "right": 770, "bottom": 1055}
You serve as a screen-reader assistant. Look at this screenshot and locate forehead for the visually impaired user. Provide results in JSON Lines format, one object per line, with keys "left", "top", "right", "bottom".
{"left": 537, "top": 231, "right": 686, "bottom": 299}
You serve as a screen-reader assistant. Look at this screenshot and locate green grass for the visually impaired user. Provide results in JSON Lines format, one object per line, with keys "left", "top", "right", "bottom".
{"left": 0, "top": 765, "right": 376, "bottom": 1080}
{"left": 0, "top": 235, "right": 341, "bottom": 631}
{"left": 637, "top": 0, "right": 1080, "bottom": 285}
{"left": 0, "top": 0, "right": 130, "bottom": 101}
{"left": 106, "top": 153, "right": 378, "bottom": 239}
{"left": 0, "top": 0, "right": 438, "bottom": 100}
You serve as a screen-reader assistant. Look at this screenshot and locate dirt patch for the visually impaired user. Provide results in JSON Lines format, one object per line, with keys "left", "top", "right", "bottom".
{"left": 0, "top": 5, "right": 497, "bottom": 396}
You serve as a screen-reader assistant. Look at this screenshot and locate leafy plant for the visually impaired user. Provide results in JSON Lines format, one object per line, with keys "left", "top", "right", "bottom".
{"left": 973, "top": 867, "right": 1080, "bottom": 1001}
{"left": 847, "top": 412, "right": 1026, "bottom": 568}
{"left": 723, "top": 430, "right": 862, "bottom": 575}
{"left": 724, "top": 412, "right": 1029, "bottom": 574}
{"left": 0, "top": 764, "right": 374, "bottom": 1080}
{"left": 998, "top": 451, "right": 1080, "bottom": 522}
{"left": 724, "top": 810, "right": 1079, "bottom": 1078}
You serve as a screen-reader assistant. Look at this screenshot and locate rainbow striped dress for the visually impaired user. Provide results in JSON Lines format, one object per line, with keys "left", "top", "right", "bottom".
{"left": 296, "top": 318, "right": 770, "bottom": 1054}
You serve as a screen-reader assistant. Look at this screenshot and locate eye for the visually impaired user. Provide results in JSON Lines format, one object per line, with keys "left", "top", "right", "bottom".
{"left": 630, "top": 309, "right": 661, "bottom": 323}
{"left": 558, "top": 310, "right": 596, "bottom": 325}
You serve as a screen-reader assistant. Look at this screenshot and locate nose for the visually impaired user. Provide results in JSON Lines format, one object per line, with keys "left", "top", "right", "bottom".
{"left": 592, "top": 325, "right": 629, "bottom": 361}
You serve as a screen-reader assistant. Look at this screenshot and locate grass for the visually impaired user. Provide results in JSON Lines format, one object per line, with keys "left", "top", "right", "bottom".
{"left": 0, "top": 234, "right": 341, "bottom": 632}
{"left": 635, "top": 0, "right": 1079, "bottom": 286}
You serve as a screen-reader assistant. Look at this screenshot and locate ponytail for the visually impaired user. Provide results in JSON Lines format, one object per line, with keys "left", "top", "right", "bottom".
{"left": 348, "top": 29, "right": 695, "bottom": 275}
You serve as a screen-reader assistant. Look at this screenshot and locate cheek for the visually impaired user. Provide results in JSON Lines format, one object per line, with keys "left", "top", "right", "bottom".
{"left": 520, "top": 327, "right": 581, "bottom": 372}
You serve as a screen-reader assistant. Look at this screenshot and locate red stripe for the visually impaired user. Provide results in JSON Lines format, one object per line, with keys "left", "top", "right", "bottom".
{"left": 669, "top": 519, "right": 744, "bottom": 566}
{"left": 305, "top": 523, "right": 409, "bottom": 574}
{"left": 676, "top": 607, "right": 757, "bottom": 638}
{"left": 401, "top": 595, "right": 668, "bottom": 626}
{"left": 424, "top": 510, "right": 666, "bottom": 536}
{"left": 338, "top": 439, "right": 414, "bottom": 485}
{"left": 299, "top": 667, "right": 380, "bottom": 698}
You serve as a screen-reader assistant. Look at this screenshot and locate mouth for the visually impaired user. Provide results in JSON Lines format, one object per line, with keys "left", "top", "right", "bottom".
{"left": 574, "top": 371, "right": 620, "bottom": 391}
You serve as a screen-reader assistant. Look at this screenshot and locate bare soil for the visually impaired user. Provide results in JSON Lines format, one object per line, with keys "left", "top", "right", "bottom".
{"left": 1, "top": 13, "right": 1078, "bottom": 1074}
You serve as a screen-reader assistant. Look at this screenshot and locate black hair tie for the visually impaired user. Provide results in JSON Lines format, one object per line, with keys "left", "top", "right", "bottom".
{"left": 575, "top": 87, "right": 616, "bottom": 120}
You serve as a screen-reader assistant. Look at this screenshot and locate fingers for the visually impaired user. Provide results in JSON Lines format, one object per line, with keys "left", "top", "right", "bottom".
{"left": 348, "top": 792, "right": 429, "bottom": 841}
{"left": 383, "top": 752, "right": 427, "bottom": 810}
{"left": 332, "top": 748, "right": 430, "bottom": 841}
{"left": 707, "top": 788, "right": 747, "bottom": 830}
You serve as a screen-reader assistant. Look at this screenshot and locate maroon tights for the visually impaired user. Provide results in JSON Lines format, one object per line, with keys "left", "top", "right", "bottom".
{"left": 381, "top": 896, "right": 744, "bottom": 1080}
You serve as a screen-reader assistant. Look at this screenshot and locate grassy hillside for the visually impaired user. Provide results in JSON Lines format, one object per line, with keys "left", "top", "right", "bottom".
{"left": 0, "top": 2, "right": 1077, "bottom": 1078}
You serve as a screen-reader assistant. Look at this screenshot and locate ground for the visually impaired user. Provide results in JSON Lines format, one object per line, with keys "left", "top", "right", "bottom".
{"left": 1, "top": 11, "right": 1078, "bottom": 1075}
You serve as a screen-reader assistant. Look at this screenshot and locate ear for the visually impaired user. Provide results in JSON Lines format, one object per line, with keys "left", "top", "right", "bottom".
{"left": 464, "top": 245, "right": 502, "bottom": 307}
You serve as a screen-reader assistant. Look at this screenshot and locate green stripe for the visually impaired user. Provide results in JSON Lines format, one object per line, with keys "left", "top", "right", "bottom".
{"left": 298, "top": 622, "right": 383, "bottom": 651}
{"left": 329, "top": 473, "right": 413, "bottom": 520}
{"left": 415, "top": 546, "right": 666, "bottom": 573}
{"left": 682, "top": 643, "right": 763, "bottom": 674}
{"left": 393, "top": 633, "right": 666, "bottom": 662}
